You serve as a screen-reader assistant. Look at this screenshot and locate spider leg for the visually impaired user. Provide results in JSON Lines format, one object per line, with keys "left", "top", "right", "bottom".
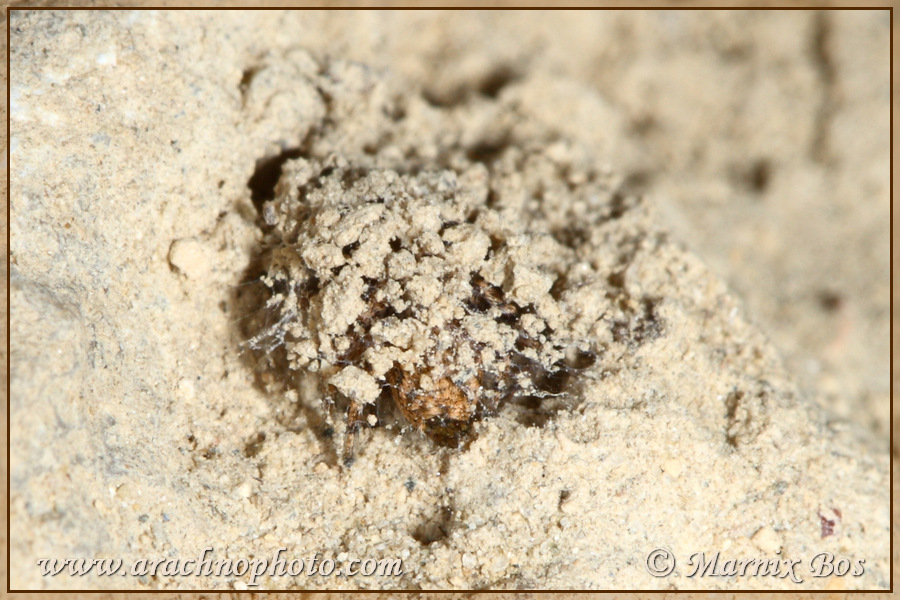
{"left": 342, "top": 398, "right": 365, "bottom": 467}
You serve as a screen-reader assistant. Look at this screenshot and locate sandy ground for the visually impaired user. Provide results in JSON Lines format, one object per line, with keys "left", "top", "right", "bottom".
{"left": 7, "top": 9, "right": 891, "bottom": 592}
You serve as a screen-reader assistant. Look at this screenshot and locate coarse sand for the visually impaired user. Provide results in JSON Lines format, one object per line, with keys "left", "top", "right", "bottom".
{"left": 8, "top": 9, "right": 891, "bottom": 591}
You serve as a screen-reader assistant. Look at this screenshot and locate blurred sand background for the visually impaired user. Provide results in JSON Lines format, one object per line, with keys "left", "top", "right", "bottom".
{"left": 6, "top": 7, "right": 893, "bottom": 593}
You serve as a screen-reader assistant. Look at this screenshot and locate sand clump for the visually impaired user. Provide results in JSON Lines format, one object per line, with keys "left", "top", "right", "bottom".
{"left": 248, "top": 128, "right": 648, "bottom": 454}
{"left": 9, "top": 11, "right": 889, "bottom": 591}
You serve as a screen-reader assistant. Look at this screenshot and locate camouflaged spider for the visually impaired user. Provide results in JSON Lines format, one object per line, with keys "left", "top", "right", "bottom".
{"left": 333, "top": 273, "right": 573, "bottom": 461}
{"left": 248, "top": 153, "right": 601, "bottom": 465}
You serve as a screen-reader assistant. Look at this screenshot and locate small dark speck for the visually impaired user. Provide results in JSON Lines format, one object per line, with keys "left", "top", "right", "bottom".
{"left": 817, "top": 290, "right": 843, "bottom": 312}
{"left": 138, "top": 514, "right": 149, "bottom": 523}
{"left": 730, "top": 158, "right": 772, "bottom": 195}
{"left": 746, "top": 159, "right": 771, "bottom": 193}
{"left": 405, "top": 478, "right": 416, "bottom": 492}
{"left": 162, "top": 513, "right": 170, "bottom": 522}
{"left": 820, "top": 513, "right": 836, "bottom": 538}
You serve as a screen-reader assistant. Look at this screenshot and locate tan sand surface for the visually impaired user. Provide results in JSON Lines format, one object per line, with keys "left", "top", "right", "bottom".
{"left": 8, "top": 9, "right": 890, "bottom": 591}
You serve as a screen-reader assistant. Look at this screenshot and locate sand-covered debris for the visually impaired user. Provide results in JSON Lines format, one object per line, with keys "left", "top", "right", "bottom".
{"left": 250, "top": 142, "right": 645, "bottom": 451}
